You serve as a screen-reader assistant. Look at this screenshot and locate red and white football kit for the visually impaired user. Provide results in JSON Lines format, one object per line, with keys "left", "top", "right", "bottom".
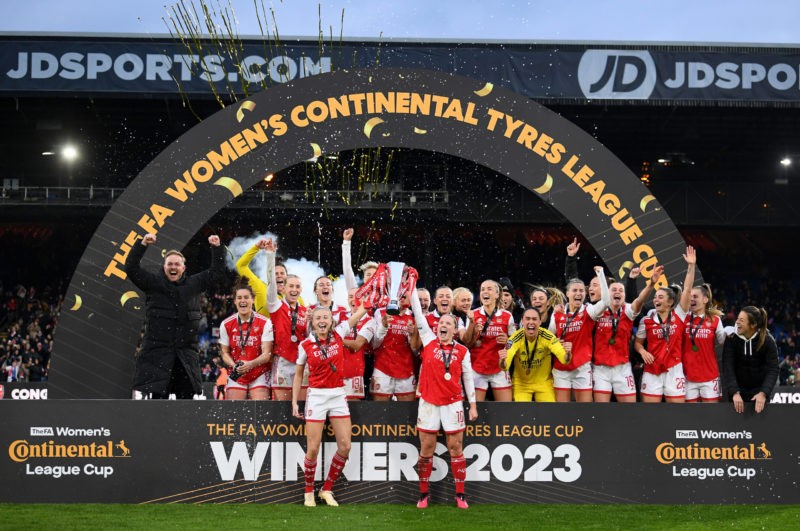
{"left": 470, "top": 307, "right": 515, "bottom": 391}
{"left": 342, "top": 312, "right": 376, "bottom": 399}
{"left": 371, "top": 308, "right": 417, "bottom": 397}
{"left": 548, "top": 301, "right": 605, "bottom": 391}
{"left": 592, "top": 303, "right": 637, "bottom": 398}
{"left": 219, "top": 312, "right": 273, "bottom": 391}
{"left": 681, "top": 312, "right": 725, "bottom": 401}
{"left": 297, "top": 321, "right": 353, "bottom": 422}
{"left": 636, "top": 307, "right": 687, "bottom": 398}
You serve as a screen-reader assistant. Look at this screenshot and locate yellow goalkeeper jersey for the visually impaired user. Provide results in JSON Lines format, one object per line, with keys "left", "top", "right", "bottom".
{"left": 503, "top": 327, "right": 568, "bottom": 387}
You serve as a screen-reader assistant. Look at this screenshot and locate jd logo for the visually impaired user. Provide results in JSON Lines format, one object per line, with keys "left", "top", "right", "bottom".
{"left": 578, "top": 50, "right": 657, "bottom": 99}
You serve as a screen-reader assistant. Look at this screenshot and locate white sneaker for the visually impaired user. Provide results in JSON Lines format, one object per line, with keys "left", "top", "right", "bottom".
{"left": 304, "top": 492, "right": 316, "bottom": 507}
{"left": 318, "top": 490, "right": 339, "bottom": 506}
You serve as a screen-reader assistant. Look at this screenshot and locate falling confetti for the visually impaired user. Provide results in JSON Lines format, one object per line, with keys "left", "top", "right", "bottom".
{"left": 640, "top": 195, "right": 656, "bottom": 212}
{"left": 213, "top": 176, "right": 244, "bottom": 197}
{"left": 532, "top": 174, "right": 554, "bottom": 194}
{"left": 474, "top": 82, "right": 494, "bottom": 97}
{"left": 363, "top": 117, "right": 385, "bottom": 139}
{"left": 235, "top": 101, "right": 256, "bottom": 122}
{"left": 120, "top": 291, "right": 140, "bottom": 307}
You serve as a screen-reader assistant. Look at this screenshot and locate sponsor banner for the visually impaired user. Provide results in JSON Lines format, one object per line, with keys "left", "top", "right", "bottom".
{"left": 1, "top": 37, "right": 800, "bottom": 103}
{"left": 0, "top": 383, "right": 48, "bottom": 400}
{"left": 0, "top": 401, "right": 796, "bottom": 504}
{"left": 0, "top": 382, "right": 217, "bottom": 400}
{"left": 769, "top": 385, "right": 800, "bottom": 404}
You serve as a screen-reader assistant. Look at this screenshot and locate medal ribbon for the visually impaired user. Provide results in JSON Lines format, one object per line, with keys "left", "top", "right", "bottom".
{"left": 438, "top": 341, "right": 455, "bottom": 374}
{"left": 313, "top": 333, "right": 337, "bottom": 372}
{"left": 236, "top": 314, "right": 254, "bottom": 357}
{"left": 522, "top": 333, "right": 540, "bottom": 371}
{"left": 688, "top": 313, "right": 703, "bottom": 350}
{"left": 559, "top": 306, "right": 580, "bottom": 340}
{"left": 656, "top": 310, "right": 672, "bottom": 345}
{"left": 289, "top": 303, "right": 299, "bottom": 339}
{"left": 609, "top": 307, "right": 622, "bottom": 344}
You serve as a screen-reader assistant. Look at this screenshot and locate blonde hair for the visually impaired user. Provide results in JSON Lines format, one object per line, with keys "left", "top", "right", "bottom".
{"left": 452, "top": 287, "right": 474, "bottom": 307}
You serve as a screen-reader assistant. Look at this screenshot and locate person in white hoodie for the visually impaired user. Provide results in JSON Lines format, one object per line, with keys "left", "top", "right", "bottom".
{"left": 721, "top": 306, "right": 779, "bottom": 414}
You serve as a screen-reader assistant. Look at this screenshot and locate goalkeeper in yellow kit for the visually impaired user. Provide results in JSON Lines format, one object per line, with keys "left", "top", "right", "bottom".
{"left": 499, "top": 307, "right": 572, "bottom": 402}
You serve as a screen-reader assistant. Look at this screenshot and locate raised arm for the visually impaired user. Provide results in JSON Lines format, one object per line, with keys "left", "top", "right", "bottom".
{"left": 236, "top": 241, "right": 261, "bottom": 286}
{"left": 677, "top": 246, "right": 696, "bottom": 315}
{"left": 342, "top": 228, "right": 358, "bottom": 292}
{"left": 197, "top": 235, "right": 225, "bottom": 290}
{"left": 586, "top": 266, "right": 610, "bottom": 319}
{"left": 631, "top": 265, "right": 663, "bottom": 315}
{"left": 410, "top": 288, "right": 436, "bottom": 346}
{"left": 264, "top": 239, "right": 281, "bottom": 313}
{"left": 564, "top": 237, "right": 580, "bottom": 284}
{"left": 124, "top": 233, "right": 159, "bottom": 292}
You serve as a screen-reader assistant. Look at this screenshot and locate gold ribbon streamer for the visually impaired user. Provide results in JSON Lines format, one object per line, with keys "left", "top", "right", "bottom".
{"left": 213, "top": 177, "right": 243, "bottom": 197}
{"left": 235, "top": 101, "right": 256, "bottom": 123}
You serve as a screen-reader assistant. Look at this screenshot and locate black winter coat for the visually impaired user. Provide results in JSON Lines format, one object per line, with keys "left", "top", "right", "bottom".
{"left": 721, "top": 332, "right": 779, "bottom": 399}
{"left": 125, "top": 241, "right": 225, "bottom": 396}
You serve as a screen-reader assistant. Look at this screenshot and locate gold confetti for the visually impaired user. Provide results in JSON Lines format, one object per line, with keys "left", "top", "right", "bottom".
{"left": 363, "top": 117, "right": 385, "bottom": 139}
{"left": 161, "top": 249, "right": 167, "bottom": 258}
{"left": 120, "top": 291, "right": 140, "bottom": 307}
{"left": 310, "top": 143, "right": 323, "bottom": 159}
{"left": 640, "top": 194, "right": 656, "bottom": 212}
{"left": 70, "top": 295, "right": 82, "bottom": 311}
{"left": 413, "top": 127, "right": 427, "bottom": 134}
{"left": 474, "top": 82, "right": 494, "bottom": 97}
{"left": 532, "top": 174, "right": 554, "bottom": 194}
{"left": 235, "top": 100, "right": 256, "bottom": 122}
{"left": 618, "top": 261, "right": 635, "bottom": 279}
{"left": 213, "top": 176, "right": 243, "bottom": 197}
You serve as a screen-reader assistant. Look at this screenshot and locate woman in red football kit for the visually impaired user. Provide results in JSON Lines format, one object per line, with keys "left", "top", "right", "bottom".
{"left": 409, "top": 289, "right": 477, "bottom": 510}
{"left": 218, "top": 280, "right": 274, "bottom": 400}
{"left": 592, "top": 266, "right": 662, "bottom": 402}
{"left": 464, "top": 280, "right": 516, "bottom": 401}
{"left": 340, "top": 287, "right": 377, "bottom": 400}
{"left": 310, "top": 276, "right": 348, "bottom": 324}
{"left": 548, "top": 266, "right": 610, "bottom": 402}
{"left": 634, "top": 246, "right": 696, "bottom": 403}
{"left": 264, "top": 239, "right": 308, "bottom": 401}
{"left": 682, "top": 283, "right": 726, "bottom": 402}
{"left": 292, "top": 304, "right": 367, "bottom": 507}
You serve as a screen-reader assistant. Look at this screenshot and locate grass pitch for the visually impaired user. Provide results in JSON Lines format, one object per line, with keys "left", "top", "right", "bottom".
{"left": 1, "top": 503, "right": 797, "bottom": 530}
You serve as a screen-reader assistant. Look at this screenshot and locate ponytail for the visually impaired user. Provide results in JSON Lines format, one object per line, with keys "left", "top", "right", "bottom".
{"left": 742, "top": 305, "right": 769, "bottom": 350}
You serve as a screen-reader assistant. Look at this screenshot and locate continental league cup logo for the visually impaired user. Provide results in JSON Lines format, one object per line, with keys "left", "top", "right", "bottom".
{"left": 578, "top": 50, "right": 657, "bottom": 99}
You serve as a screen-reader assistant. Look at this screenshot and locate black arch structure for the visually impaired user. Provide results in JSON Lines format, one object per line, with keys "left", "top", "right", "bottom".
{"left": 50, "top": 68, "right": 691, "bottom": 398}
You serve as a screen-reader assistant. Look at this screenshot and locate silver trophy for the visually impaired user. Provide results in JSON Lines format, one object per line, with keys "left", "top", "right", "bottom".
{"left": 385, "top": 261, "right": 407, "bottom": 315}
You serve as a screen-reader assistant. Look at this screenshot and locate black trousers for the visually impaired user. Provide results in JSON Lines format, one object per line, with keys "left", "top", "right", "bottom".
{"left": 151, "top": 360, "right": 195, "bottom": 399}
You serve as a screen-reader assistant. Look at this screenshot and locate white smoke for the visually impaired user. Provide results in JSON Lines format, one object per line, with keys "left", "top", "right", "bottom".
{"left": 226, "top": 231, "right": 351, "bottom": 308}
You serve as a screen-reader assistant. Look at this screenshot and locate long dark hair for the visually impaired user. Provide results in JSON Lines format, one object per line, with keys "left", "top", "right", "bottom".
{"left": 741, "top": 305, "right": 769, "bottom": 350}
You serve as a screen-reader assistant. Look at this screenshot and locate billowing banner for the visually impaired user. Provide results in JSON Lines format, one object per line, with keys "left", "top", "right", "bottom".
{"left": 0, "top": 402, "right": 796, "bottom": 504}
{"left": 2, "top": 37, "right": 800, "bottom": 102}
{"left": 49, "top": 68, "right": 693, "bottom": 398}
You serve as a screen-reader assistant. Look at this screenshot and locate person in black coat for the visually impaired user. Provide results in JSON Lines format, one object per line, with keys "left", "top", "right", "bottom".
{"left": 721, "top": 306, "right": 779, "bottom": 414}
{"left": 125, "top": 232, "right": 225, "bottom": 399}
